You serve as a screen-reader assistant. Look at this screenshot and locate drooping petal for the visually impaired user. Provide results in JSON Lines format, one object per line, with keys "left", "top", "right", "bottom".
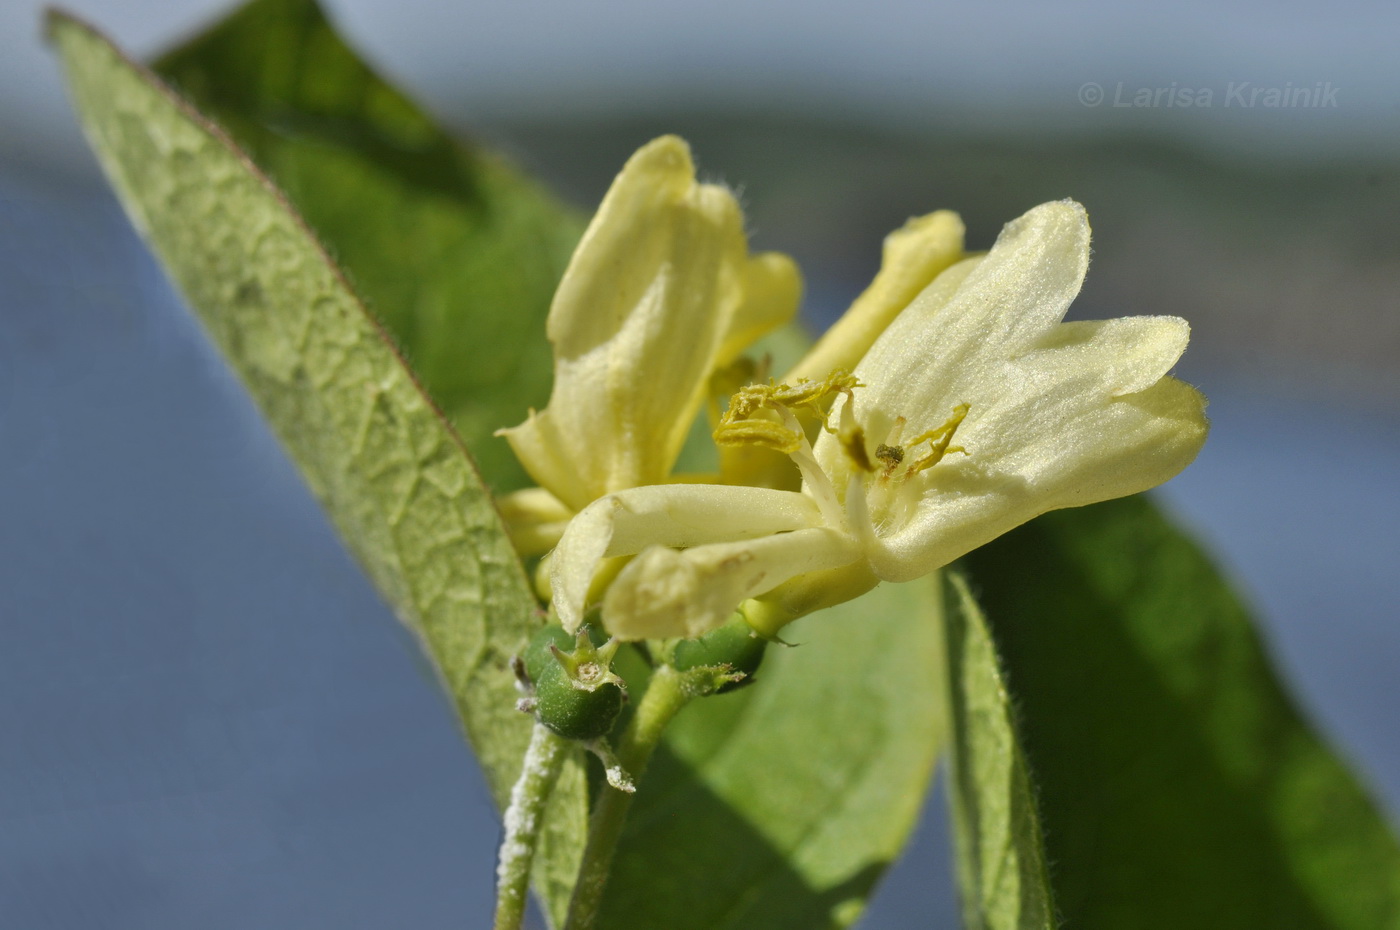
{"left": 551, "top": 484, "right": 821, "bottom": 631}
{"left": 601, "top": 527, "right": 860, "bottom": 640}
{"left": 499, "top": 136, "right": 779, "bottom": 510}
{"left": 787, "top": 210, "right": 964, "bottom": 382}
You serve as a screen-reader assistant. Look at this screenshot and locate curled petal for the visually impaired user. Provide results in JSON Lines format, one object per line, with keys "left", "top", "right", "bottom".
{"left": 602, "top": 528, "right": 861, "bottom": 640}
{"left": 500, "top": 136, "right": 784, "bottom": 510}
{"left": 551, "top": 485, "right": 821, "bottom": 631}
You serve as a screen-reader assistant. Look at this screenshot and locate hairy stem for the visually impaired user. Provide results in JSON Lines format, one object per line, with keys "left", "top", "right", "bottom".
{"left": 493, "top": 721, "right": 570, "bottom": 930}
{"left": 564, "top": 665, "right": 692, "bottom": 930}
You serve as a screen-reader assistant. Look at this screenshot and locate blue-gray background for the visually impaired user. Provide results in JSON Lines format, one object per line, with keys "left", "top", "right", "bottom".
{"left": 2, "top": 0, "right": 1398, "bottom": 927}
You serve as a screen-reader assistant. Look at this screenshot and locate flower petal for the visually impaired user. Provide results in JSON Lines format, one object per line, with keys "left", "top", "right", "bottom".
{"left": 1021, "top": 316, "right": 1191, "bottom": 397}
{"left": 787, "top": 210, "right": 964, "bottom": 382}
{"left": 602, "top": 528, "right": 860, "bottom": 640}
{"left": 866, "top": 375, "right": 1207, "bottom": 581}
{"left": 938, "top": 315, "right": 1194, "bottom": 476}
{"left": 810, "top": 201, "right": 1208, "bottom": 582}
{"left": 824, "top": 201, "right": 1085, "bottom": 454}
{"left": 717, "top": 251, "right": 802, "bottom": 367}
{"left": 495, "top": 487, "right": 574, "bottom": 556}
{"left": 500, "top": 136, "right": 775, "bottom": 510}
{"left": 741, "top": 560, "right": 881, "bottom": 638}
{"left": 811, "top": 254, "right": 983, "bottom": 480}
{"left": 551, "top": 484, "right": 820, "bottom": 630}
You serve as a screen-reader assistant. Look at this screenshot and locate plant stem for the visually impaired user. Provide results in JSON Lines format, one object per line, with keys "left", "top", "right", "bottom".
{"left": 494, "top": 721, "right": 570, "bottom": 930}
{"left": 564, "top": 665, "right": 692, "bottom": 930}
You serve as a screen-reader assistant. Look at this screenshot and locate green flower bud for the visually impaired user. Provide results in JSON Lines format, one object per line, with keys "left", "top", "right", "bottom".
{"left": 671, "top": 614, "right": 766, "bottom": 693}
{"left": 532, "top": 629, "right": 627, "bottom": 741}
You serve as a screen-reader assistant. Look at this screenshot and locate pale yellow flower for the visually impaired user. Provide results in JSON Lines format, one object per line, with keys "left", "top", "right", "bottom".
{"left": 551, "top": 200, "right": 1208, "bottom": 640}
{"left": 497, "top": 135, "right": 799, "bottom": 527}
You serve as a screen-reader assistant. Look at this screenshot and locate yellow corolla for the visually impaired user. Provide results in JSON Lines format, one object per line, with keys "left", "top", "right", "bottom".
{"left": 497, "top": 135, "right": 800, "bottom": 524}
{"left": 550, "top": 200, "right": 1208, "bottom": 641}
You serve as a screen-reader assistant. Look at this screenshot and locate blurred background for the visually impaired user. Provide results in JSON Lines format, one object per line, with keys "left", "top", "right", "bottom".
{"left": 2, "top": 0, "right": 1398, "bottom": 926}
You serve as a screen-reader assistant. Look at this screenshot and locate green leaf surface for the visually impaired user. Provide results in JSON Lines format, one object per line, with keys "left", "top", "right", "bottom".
{"left": 598, "top": 578, "right": 945, "bottom": 930}
{"left": 152, "top": 0, "right": 585, "bottom": 493}
{"left": 49, "top": 12, "right": 585, "bottom": 921}
{"left": 940, "top": 571, "right": 1057, "bottom": 930}
{"left": 959, "top": 495, "right": 1400, "bottom": 929}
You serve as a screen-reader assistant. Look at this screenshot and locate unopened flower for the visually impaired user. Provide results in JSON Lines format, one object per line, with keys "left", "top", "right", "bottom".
{"left": 496, "top": 136, "right": 799, "bottom": 544}
{"left": 551, "top": 200, "right": 1208, "bottom": 640}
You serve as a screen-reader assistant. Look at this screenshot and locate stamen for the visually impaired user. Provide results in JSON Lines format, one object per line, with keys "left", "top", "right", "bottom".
{"left": 904, "top": 403, "right": 970, "bottom": 474}
{"left": 777, "top": 407, "right": 847, "bottom": 531}
{"left": 713, "top": 416, "right": 803, "bottom": 454}
{"left": 885, "top": 416, "right": 907, "bottom": 449}
{"left": 706, "top": 355, "right": 769, "bottom": 428}
{"left": 713, "top": 370, "right": 862, "bottom": 453}
{"left": 835, "top": 392, "right": 872, "bottom": 472}
{"left": 844, "top": 472, "right": 881, "bottom": 554}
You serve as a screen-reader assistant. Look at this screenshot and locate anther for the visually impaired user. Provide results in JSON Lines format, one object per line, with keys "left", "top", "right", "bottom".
{"left": 713, "top": 370, "right": 863, "bottom": 454}
{"left": 875, "top": 444, "right": 904, "bottom": 468}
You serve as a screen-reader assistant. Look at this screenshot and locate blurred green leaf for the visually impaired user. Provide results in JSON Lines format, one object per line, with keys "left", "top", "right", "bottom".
{"left": 959, "top": 496, "right": 1400, "bottom": 929}
{"left": 940, "top": 570, "right": 1057, "bottom": 930}
{"left": 153, "top": 0, "right": 584, "bottom": 493}
{"left": 49, "top": 11, "right": 585, "bottom": 922}
{"left": 598, "top": 577, "right": 945, "bottom": 930}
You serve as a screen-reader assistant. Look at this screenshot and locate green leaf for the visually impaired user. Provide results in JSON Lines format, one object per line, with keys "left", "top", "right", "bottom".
{"left": 49, "top": 12, "right": 586, "bottom": 922}
{"left": 152, "top": 0, "right": 585, "bottom": 493}
{"left": 940, "top": 570, "right": 1057, "bottom": 930}
{"left": 598, "top": 578, "right": 945, "bottom": 930}
{"left": 959, "top": 495, "right": 1400, "bottom": 929}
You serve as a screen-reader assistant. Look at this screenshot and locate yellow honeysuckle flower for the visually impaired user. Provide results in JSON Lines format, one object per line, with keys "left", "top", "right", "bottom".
{"left": 497, "top": 135, "right": 800, "bottom": 521}
{"left": 550, "top": 200, "right": 1209, "bottom": 641}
